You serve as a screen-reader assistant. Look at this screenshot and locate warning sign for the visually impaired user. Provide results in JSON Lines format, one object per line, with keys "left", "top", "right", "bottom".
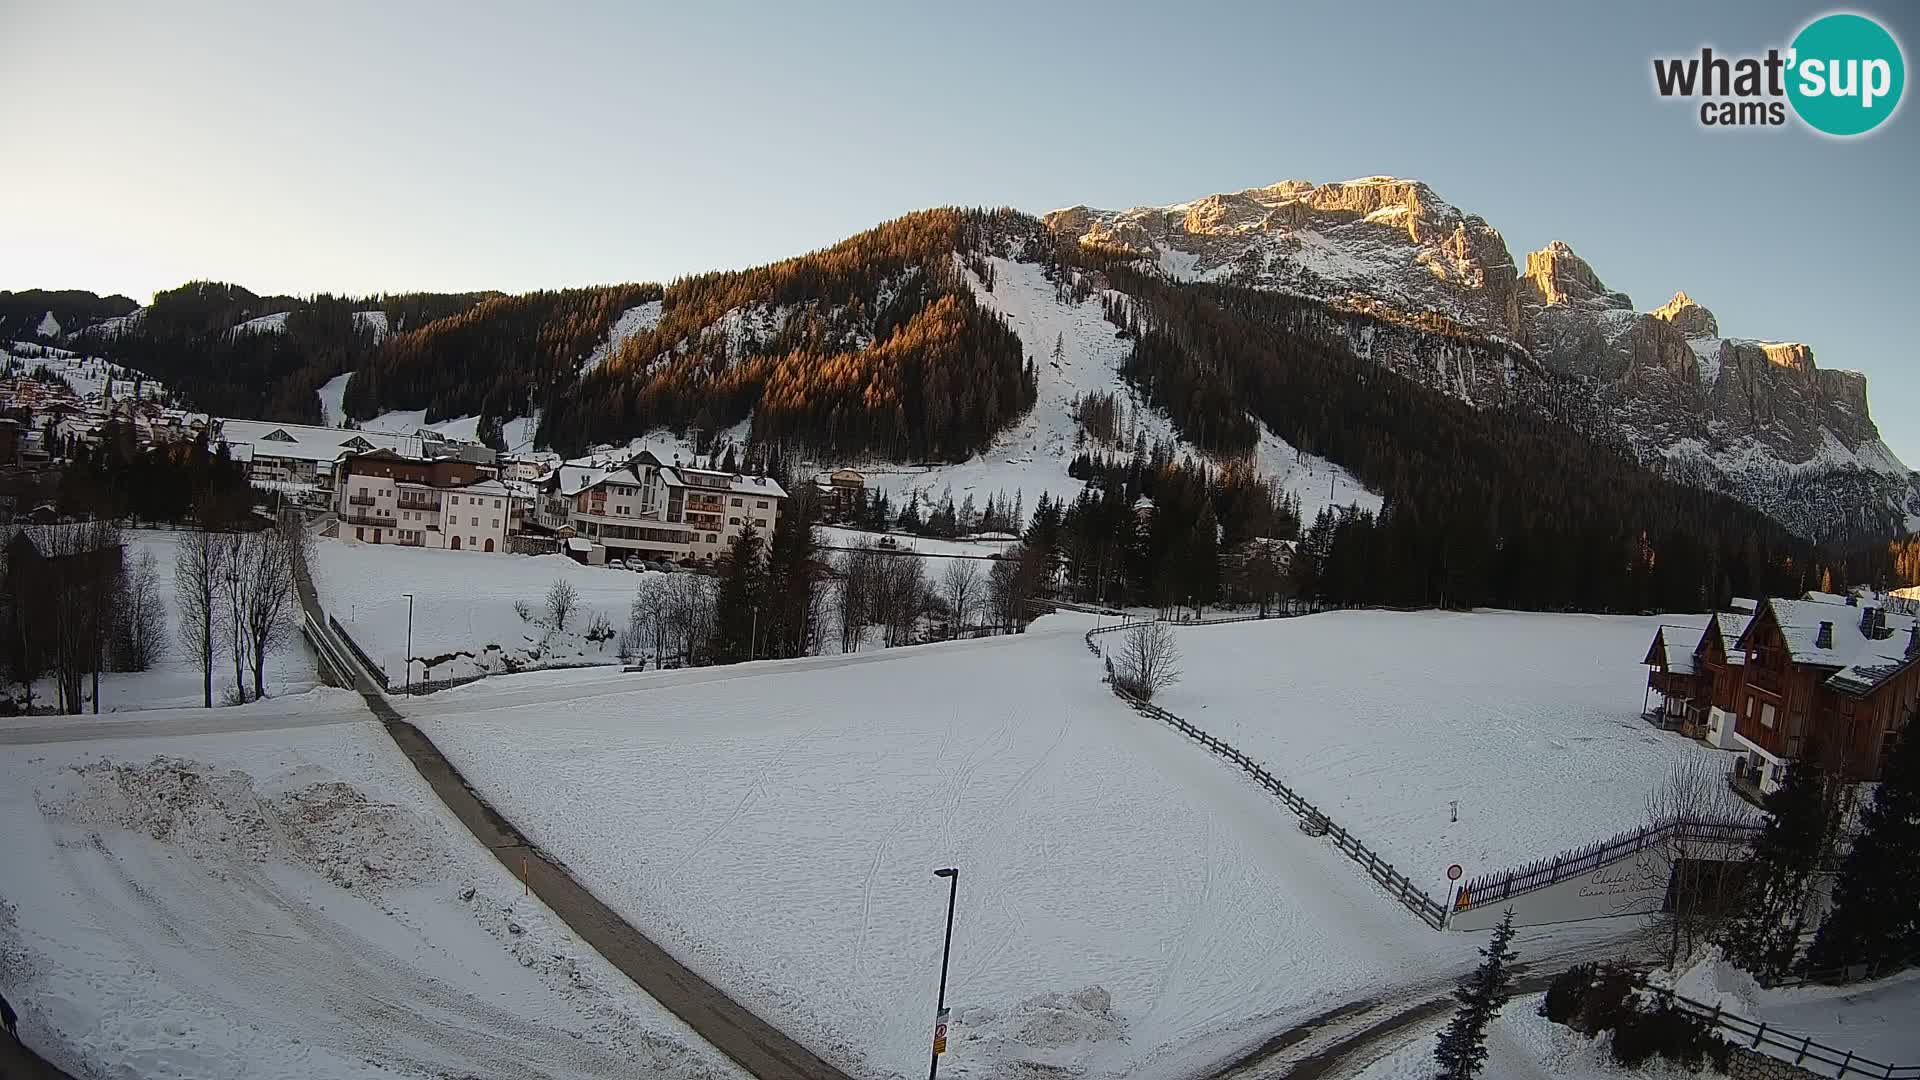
{"left": 932, "top": 1007, "right": 950, "bottom": 1055}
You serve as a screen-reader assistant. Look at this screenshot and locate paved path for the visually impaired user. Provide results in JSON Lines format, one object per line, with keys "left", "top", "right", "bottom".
{"left": 295, "top": 559, "right": 852, "bottom": 1080}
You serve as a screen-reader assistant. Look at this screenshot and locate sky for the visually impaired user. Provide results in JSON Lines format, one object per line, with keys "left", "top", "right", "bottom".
{"left": 3, "top": 0, "right": 1916, "bottom": 463}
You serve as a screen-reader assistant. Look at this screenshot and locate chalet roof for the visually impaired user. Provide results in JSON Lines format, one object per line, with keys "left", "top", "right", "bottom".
{"left": 1803, "top": 591, "right": 1849, "bottom": 606}
{"left": 1744, "top": 598, "right": 1919, "bottom": 697}
{"left": 1729, "top": 597, "right": 1758, "bottom": 614}
{"left": 1647, "top": 625, "right": 1697, "bottom": 674}
{"left": 218, "top": 418, "right": 422, "bottom": 463}
{"left": 1715, "top": 611, "right": 1751, "bottom": 666}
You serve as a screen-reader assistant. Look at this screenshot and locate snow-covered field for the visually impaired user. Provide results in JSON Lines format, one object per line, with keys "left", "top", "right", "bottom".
{"left": 1155, "top": 611, "right": 1723, "bottom": 881}
{"left": 27, "top": 529, "right": 319, "bottom": 712}
{"left": 409, "top": 615, "right": 1487, "bottom": 1080}
{"left": 0, "top": 699, "right": 744, "bottom": 1080}
{"left": 309, "top": 540, "right": 656, "bottom": 684}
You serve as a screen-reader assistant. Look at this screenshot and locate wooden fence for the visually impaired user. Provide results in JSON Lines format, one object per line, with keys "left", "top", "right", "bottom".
{"left": 1647, "top": 984, "right": 1919, "bottom": 1079}
{"left": 1086, "top": 619, "right": 1448, "bottom": 929}
{"left": 1455, "top": 815, "right": 1764, "bottom": 913}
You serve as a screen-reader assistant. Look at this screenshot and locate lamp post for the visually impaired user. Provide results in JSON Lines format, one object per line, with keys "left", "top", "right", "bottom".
{"left": 402, "top": 592, "right": 414, "bottom": 692}
{"left": 929, "top": 867, "right": 959, "bottom": 1080}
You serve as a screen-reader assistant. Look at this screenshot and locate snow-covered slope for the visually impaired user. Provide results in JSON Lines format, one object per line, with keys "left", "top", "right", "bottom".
{"left": 316, "top": 370, "right": 352, "bottom": 427}
{"left": 229, "top": 310, "right": 291, "bottom": 336}
{"left": 0, "top": 709, "right": 745, "bottom": 1080}
{"left": 580, "top": 300, "right": 663, "bottom": 379}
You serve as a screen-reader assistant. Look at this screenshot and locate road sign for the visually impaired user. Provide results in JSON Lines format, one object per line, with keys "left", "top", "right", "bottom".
{"left": 1446, "top": 863, "right": 1463, "bottom": 882}
{"left": 932, "top": 1008, "right": 950, "bottom": 1055}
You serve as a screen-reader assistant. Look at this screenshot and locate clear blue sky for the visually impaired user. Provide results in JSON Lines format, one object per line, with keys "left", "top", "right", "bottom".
{"left": 4, "top": 0, "right": 1915, "bottom": 464}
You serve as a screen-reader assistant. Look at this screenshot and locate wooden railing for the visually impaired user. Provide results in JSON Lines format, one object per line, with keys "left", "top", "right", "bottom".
{"left": 1455, "top": 816, "right": 1763, "bottom": 913}
{"left": 1645, "top": 984, "right": 1919, "bottom": 1079}
{"left": 1085, "top": 615, "right": 1448, "bottom": 929}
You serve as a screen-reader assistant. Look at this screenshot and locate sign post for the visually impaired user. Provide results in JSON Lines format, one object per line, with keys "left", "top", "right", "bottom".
{"left": 1444, "top": 863, "right": 1464, "bottom": 926}
{"left": 932, "top": 1007, "right": 949, "bottom": 1057}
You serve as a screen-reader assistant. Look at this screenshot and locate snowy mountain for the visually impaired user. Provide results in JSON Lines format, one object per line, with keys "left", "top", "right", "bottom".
{"left": 1048, "top": 178, "right": 1918, "bottom": 540}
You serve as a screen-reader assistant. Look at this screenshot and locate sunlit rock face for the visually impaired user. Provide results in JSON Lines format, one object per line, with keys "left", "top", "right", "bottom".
{"left": 1049, "top": 178, "right": 1918, "bottom": 541}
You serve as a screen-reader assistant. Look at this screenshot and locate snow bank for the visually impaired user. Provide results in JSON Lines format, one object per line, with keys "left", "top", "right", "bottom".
{"left": 1351, "top": 993, "right": 1701, "bottom": 1080}
{"left": 411, "top": 621, "right": 1480, "bottom": 1080}
{"left": 1157, "top": 610, "right": 1722, "bottom": 878}
{"left": 1666, "top": 950, "right": 1920, "bottom": 1067}
{"left": 0, "top": 719, "right": 745, "bottom": 1079}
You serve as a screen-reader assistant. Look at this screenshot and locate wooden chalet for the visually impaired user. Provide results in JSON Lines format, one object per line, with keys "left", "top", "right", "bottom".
{"left": 1727, "top": 595, "right": 1920, "bottom": 799}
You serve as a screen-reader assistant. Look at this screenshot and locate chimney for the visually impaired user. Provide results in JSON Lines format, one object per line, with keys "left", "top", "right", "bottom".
{"left": 1815, "top": 621, "right": 1834, "bottom": 650}
{"left": 1846, "top": 593, "right": 1859, "bottom": 606}
{"left": 1860, "top": 605, "right": 1887, "bottom": 640}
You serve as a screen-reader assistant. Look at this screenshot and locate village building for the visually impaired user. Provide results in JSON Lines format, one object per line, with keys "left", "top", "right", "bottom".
{"left": 530, "top": 451, "right": 787, "bottom": 565}
{"left": 216, "top": 419, "right": 493, "bottom": 496}
{"left": 332, "top": 449, "right": 521, "bottom": 552}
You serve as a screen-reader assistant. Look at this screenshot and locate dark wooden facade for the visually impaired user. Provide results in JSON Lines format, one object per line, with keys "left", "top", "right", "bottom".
{"left": 1732, "top": 600, "right": 1919, "bottom": 781}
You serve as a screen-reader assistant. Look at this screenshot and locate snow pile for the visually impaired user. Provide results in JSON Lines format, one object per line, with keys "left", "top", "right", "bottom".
{"left": 310, "top": 541, "right": 654, "bottom": 684}
{"left": 412, "top": 618, "right": 1479, "bottom": 1080}
{"left": 36, "top": 310, "right": 60, "bottom": 338}
{"left": 1157, "top": 610, "right": 1722, "bottom": 876}
{"left": 579, "top": 300, "right": 663, "bottom": 379}
{"left": 0, "top": 718, "right": 746, "bottom": 1079}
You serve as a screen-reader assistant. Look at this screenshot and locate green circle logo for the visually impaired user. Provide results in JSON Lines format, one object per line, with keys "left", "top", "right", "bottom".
{"left": 1788, "top": 13, "right": 1905, "bottom": 136}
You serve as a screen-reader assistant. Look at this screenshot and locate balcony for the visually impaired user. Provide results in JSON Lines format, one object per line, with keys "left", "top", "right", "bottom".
{"left": 348, "top": 493, "right": 377, "bottom": 507}
{"left": 397, "top": 497, "right": 441, "bottom": 511}
{"left": 342, "top": 511, "right": 386, "bottom": 526}
{"left": 1748, "top": 666, "right": 1784, "bottom": 694}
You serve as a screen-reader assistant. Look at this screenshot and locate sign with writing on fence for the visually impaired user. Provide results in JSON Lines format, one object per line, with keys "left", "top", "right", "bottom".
{"left": 932, "top": 1007, "right": 950, "bottom": 1055}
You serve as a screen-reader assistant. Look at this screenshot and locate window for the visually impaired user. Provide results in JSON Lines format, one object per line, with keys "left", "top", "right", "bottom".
{"left": 471, "top": 516, "right": 479, "bottom": 527}
{"left": 1761, "top": 703, "right": 1776, "bottom": 729}
{"left": 731, "top": 497, "right": 742, "bottom": 507}
{"left": 729, "top": 517, "right": 740, "bottom": 526}
{"left": 755, "top": 519, "right": 766, "bottom": 529}
{"left": 706, "top": 533, "right": 717, "bottom": 544}
{"left": 493, "top": 499, "right": 501, "bottom": 509}
{"left": 757, "top": 500, "right": 767, "bottom": 509}
{"left": 491, "top": 519, "right": 499, "bottom": 528}
{"left": 451, "top": 496, "right": 459, "bottom": 504}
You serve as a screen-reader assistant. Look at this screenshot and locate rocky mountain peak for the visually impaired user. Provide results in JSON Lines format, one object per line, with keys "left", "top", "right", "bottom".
{"left": 1519, "top": 241, "right": 1628, "bottom": 309}
{"left": 1651, "top": 291, "right": 1719, "bottom": 338}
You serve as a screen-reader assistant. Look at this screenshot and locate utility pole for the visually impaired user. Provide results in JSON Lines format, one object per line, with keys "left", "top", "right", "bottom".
{"left": 929, "top": 867, "right": 959, "bottom": 1080}
{"left": 402, "top": 592, "right": 414, "bottom": 692}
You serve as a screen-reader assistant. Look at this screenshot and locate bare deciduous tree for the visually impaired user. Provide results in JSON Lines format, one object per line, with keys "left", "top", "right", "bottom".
{"left": 113, "top": 549, "right": 168, "bottom": 672}
{"left": 235, "top": 528, "right": 297, "bottom": 700}
{"left": 175, "top": 526, "right": 229, "bottom": 709}
{"left": 1115, "top": 620, "right": 1182, "bottom": 700}
{"left": 943, "top": 559, "right": 981, "bottom": 636}
{"left": 546, "top": 577, "right": 580, "bottom": 630}
{"left": 1644, "top": 753, "right": 1756, "bottom": 969}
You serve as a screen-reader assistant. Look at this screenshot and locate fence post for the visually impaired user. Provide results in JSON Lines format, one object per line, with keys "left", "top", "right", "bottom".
{"left": 1751, "top": 1021, "right": 1766, "bottom": 1049}
{"left": 1794, "top": 1036, "right": 1811, "bottom": 1066}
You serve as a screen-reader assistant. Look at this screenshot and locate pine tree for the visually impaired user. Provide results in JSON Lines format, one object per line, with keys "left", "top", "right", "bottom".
{"left": 764, "top": 489, "right": 820, "bottom": 659}
{"left": 710, "top": 524, "right": 766, "bottom": 664}
{"left": 1804, "top": 718, "right": 1920, "bottom": 976}
{"left": 1434, "top": 910, "right": 1519, "bottom": 1080}
{"left": 1720, "top": 747, "right": 1844, "bottom": 980}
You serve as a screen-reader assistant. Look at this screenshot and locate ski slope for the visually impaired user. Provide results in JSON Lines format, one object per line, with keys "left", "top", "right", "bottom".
{"left": 0, "top": 705, "right": 744, "bottom": 1080}
{"left": 409, "top": 615, "right": 1484, "bottom": 1080}
{"left": 1156, "top": 610, "right": 1726, "bottom": 880}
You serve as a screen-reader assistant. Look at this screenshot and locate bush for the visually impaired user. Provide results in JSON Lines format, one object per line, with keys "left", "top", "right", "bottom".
{"left": 1540, "top": 963, "right": 1595, "bottom": 1026}
{"left": 1610, "top": 1005, "right": 1724, "bottom": 1071}
{"left": 513, "top": 599, "right": 532, "bottom": 622}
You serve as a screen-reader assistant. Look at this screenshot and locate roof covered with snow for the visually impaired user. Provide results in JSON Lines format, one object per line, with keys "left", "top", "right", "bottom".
{"left": 1743, "top": 594, "right": 1919, "bottom": 696}
{"left": 217, "top": 418, "right": 423, "bottom": 464}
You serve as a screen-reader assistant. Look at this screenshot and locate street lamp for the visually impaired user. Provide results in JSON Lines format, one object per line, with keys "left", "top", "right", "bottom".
{"left": 929, "top": 867, "right": 959, "bottom": 1080}
{"left": 401, "top": 592, "right": 414, "bottom": 692}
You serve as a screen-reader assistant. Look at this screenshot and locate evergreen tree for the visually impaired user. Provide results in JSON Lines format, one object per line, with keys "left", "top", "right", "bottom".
{"left": 1434, "top": 910, "right": 1519, "bottom": 1080}
{"left": 1805, "top": 719, "right": 1920, "bottom": 975}
{"left": 1184, "top": 499, "right": 1220, "bottom": 617}
{"left": 764, "top": 489, "right": 820, "bottom": 659}
{"left": 1721, "top": 747, "right": 1845, "bottom": 981}
{"left": 710, "top": 524, "right": 767, "bottom": 663}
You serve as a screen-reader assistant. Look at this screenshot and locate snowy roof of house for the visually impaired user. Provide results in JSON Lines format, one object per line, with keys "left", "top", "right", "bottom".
{"left": 662, "top": 466, "right": 787, "bottom": 499}
{"left": 566, "top": 537, "right": 593, "bottom": 553}
{"left": 1729, "top": 597, "right": 1758, "bottom": 614}
{"left": 1713, "top": 612, "right": 1751, "bottom": 666}
{"left": 217, "top": 418, "right": 422, "bottom": 463}
{"left": 1802, "top": 591, "right": 1849, "bottom": 606}
{"left": 1749, "top": 599, "right": 1920, "bottom": 697}
{"left": 1648, "top": 626, "right": 1697, "bottom": 674}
